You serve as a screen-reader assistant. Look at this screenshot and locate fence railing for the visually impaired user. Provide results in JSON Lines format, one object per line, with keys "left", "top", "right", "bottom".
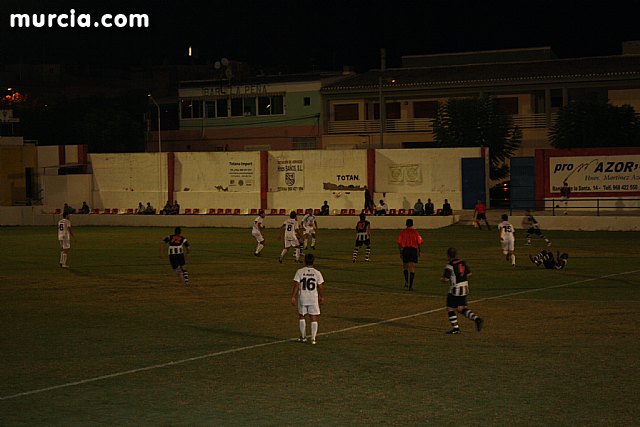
{"left": 504, "top": 198, "right": 640, "bottom": 216}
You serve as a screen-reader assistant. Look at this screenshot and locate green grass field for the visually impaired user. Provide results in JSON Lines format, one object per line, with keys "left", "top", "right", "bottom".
{"left": 1, "top": 224, "right": 639, "bottom": 426}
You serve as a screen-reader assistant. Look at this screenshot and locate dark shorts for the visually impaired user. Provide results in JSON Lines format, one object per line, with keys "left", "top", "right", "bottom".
{"left": 169, "top": 254, "right": 186, "bottom": 270}
{"left": 355, "top": 238, "right": 371, "bottom": 247}
{"left": 447, "top": 294, "right": 468, "bottom": 309}
{"left": 476, "top": 213, "right": 486, "bottom": 220}
{"left": 527, "top": 227, "right": 542, "bottom": 236}
{"left": 401, "top": 247, "right": 419, "bottom": 263}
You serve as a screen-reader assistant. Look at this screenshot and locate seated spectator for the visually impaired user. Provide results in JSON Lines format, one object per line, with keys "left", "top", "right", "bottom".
{"left": 424, "top": 198, "right": 435, "bottom": 216}
{"left": 441, "top": 199, "right": 452, "bottom": 216}
{"left": 376, "top": 199, "right": 389, "bottom": 216}
{"left": 63, "top": 203, "right": 76, "bottom": 215}
{"left": 137, "top": 202, "right": 145, "bottom": 214}
{"left": 413, "top": 198, "right": 424, "bottom": 216}
{"left": 79, "top": 201, "right": 90, "bottom": 214}
{"left": 171, "top": 200, "right": 180, "bottom": 215}
{"left": 144, "top": 202, "right": 156, "bottom": 215}
{"left": 161, "top": 201, "right": 172, "bottom": 215}
{"left": 319, "top": 200, "right": 330, "bottom": 216}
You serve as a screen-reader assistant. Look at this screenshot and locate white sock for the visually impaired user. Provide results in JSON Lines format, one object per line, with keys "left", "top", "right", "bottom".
{"left": 311, "top": 238, "right": 316, "bottom": 246}
{"left": 295, "top": 248, "right": 300, "bottom": 261}
{"left": 61, "top": 253, "right": 67, "bottom": 265}
{"left": 59, "top": 252, "right": 64, "bottom": 264}
{"left": 299, "top": 319, "right": 306, "bottom": 338}
{"left": 256, "top": 243, "right": 264, "bottom": 254}
{"left": 511, "top": 254, "right": 516, "bottom": 265}
{"left": 280, "top": 248, "right": 287, "bottom": 258}
{"left": 311, "top": 321, "right": 318, "bottom": 340}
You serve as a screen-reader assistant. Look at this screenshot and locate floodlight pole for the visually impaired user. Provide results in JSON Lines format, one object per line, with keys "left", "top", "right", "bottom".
{"left": 149, "top": 94, "right": 163, "bottom": 207}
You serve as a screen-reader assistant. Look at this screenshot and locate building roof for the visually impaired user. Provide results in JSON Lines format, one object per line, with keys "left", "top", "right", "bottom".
{"left": 321, "top": 54, "right": 640, "bottom": 93}
{"left": 180, "top": 71, "right": 349, "bottom": 89}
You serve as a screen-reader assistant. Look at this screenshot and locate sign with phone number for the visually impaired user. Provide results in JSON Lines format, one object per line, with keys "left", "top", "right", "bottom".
{"left": 549, "top": 155, "right": 640, "bottom": 193}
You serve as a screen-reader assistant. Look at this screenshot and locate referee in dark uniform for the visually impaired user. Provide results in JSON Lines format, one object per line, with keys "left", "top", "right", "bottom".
{"left": 396, "top": 218, "right": 423, "bottom": 290}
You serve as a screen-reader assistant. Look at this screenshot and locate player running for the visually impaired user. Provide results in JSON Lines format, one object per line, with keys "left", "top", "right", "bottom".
{"left": 279, "top": 211, "right": 302, "bottom": 263}
{"left": 352, "top": 213, "right": 372, "bottom": 262}
{"left": 522, "top": 210, "right": 551, "bottom": 246}
{"left": 160, "top": 227, "right": 190, "bottom": 285}
{"left": 290, "top": 253, "right": 325, "bottom": 345}
{"left": 301, "top": 208, "right": 318, "bottom": 250}
{"left": 252, "top": 210, "right": 266, "bottom": 256}
{"left": 441, "top": 247, "right": 483, "bottom": 334}
{"left": 498, "top": 213, "right": 516, "bottom": 267}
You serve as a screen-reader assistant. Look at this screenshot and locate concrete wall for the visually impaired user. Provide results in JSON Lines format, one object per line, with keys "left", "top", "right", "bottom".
{"left": 268, "top": 150, "right": 368, "bottom": 212}
{"left": 90, "top": 153, "right": 168, "bottom": 210}
{"left": 174, "top": 152, "right": 261, "bottom": 210}
{"left": 42, "top": 174, "right": 93, "bottom": 209}
{"left": 0, "top": 143, "right": 37, "bottom": 205}
{"left": 374, "top": 147, "right": 482, "bottom": 212}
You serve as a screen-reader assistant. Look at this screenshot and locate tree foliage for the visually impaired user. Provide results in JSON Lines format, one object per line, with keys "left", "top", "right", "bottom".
{"left": 549, "top": 95, "right": 640, "bottom": 148}
{"left": 433, "top": 96, "right": 522, "bottom": 180}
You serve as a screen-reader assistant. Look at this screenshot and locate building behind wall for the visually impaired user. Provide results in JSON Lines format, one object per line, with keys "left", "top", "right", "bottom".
{"left": 148, "top": 71, "right": 354, "bottom": 152}
{"left": 321, "top": 44, "right": 640, "bottom": 154}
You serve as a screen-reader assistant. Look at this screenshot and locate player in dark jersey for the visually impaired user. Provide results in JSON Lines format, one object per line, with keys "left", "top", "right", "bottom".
{"left": 529, "top": 250, "right": 568, "bottom": 269}
{"left": 160, "top": 227, "right": 190, "bottom": 285}
{"left": 441, "top": 247, "right": 483, "bottom": 334}
{"left": 352, "top": 213, "right": 372, "bottom": 262}
{"left": 523, "top": 210, "right": 551, "bottom": 246}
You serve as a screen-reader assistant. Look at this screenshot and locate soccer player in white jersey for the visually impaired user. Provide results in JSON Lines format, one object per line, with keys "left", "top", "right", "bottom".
{"left": 441, "top": 247, "right": 483, "bottom": 334}
{"left": 279, "top": 211, "right": 302, "bottom": 263}
{"left": 290, "top": 253, "right": 325, "bottom": 345}
{"left": 498, "top": 213, "right": 516, "bottom": 266}
{"left": 301, "top": 208, "right": 318, "bottom": 250}
{"left": 252, "top": 210, "right": 266, "bottom": 256}
{"left": 57, "top": 211, "right": 76, "bottom": 268}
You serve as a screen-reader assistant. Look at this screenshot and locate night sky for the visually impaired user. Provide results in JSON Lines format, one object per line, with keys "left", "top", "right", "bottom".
{"left": 2, "top": 1, "right": 640, "bottom": 72}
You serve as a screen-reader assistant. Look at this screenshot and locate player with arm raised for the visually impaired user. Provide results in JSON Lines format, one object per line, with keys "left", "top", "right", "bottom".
{"left": 291, "top": 253, "right": 325, "bottom": 345}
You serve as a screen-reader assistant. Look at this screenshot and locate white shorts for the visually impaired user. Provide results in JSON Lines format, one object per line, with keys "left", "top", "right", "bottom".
{"left": 304, "top": 226, "right": 315, "bottom": 236}
{"left": 501, "top": 239, "right": 515, "bottom": 253}
{"left": 59, "top": 238, "right": 70, "bottom": 250}
{"left": 284, "top": 237, "right": 300, "bottom": 248}
{"left": 252, "top": 230, "right": 264, "bottom": 242}
{"left": 298, "top": 301, "right": 320, "bottom": 316}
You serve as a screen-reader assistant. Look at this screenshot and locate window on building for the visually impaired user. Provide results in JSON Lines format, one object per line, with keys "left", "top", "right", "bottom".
{"left": 243, "top": 97, "right": 256, "bottom": 116}
{"left": 334, "top": 103, "right": 359, "bottom": 121}
{"left": 373, "top": 102, "right": 401, "bottom": 119}
{"left": 205, "top": 101, "right": 216, "bottom": 119}
{"left": 231, "top": 98, "right": 243, "bottom": 117}
{"left": 292, "top": 137, "right": 317, "bottom": 150}
{"left": 386, "top": 102, "right": 401, "bottom": 119}
{"left": 258, "top": 95, "right": 285, "bottom": 115}
{"left": 180, "top": 99, "right": 202, "bottom": 119}
{"left": 304, "top": 97, "right": 311, "bottom": 106}
{"left": 495, "top": 97, "right": 519, "bottom": 114}
{"left": 217, "top": 98, "right": 228, "bottom": 117}
{"left": 413, "top": 101, "right": 439, "bottom": 118}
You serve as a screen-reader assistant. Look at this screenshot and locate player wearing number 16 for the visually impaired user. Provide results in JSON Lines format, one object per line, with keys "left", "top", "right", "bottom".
{"left": 290, "top": 253, "right": 325, "bottom": 345}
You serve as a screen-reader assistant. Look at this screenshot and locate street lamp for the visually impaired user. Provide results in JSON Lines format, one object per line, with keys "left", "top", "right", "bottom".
{"left": 148, "top": 94, "right": 163, "bottom": 209}
{"left": 148, "top": 94, "right": 161, "bottom": 153}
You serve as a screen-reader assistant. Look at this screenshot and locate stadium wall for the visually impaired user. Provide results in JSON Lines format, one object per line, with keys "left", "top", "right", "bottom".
{"left": 43, "top": 148, "right": 482, "bottom": 213}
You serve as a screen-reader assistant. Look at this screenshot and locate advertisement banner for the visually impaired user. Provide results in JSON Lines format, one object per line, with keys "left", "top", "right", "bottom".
{"left": 549, "top": 155, "right": 640, "bottom": 193}
{"left": 227, "top": 160, "right": 255, "bottom": 192}
{"left": 388, "top": 164, "right": 422, "bottom": 184}
{"left": 275, "top": 159, "right": 304, "bottom": 191}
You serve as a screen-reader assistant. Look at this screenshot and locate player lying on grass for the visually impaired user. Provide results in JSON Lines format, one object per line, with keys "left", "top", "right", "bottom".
{"left": 529, "top": 250, "right": 568, "bottom": 269}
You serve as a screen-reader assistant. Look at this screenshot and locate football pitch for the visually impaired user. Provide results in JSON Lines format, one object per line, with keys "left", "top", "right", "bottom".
{"left": 1, "top": 224, "right": 639, "bottom": 426}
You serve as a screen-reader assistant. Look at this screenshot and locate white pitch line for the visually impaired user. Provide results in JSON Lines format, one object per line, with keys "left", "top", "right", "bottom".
{"left": 2, "top": 268, "right": 638, "bottom": 401}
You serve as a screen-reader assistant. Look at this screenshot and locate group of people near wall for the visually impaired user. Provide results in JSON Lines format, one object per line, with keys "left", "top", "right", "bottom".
{"left": 138, "top": 202, "right": 157, "bottom": 215}
{"left": 160, "top": 200, "right": 180, "bottom": 215}
{"left": 63, "top": 202, "right": 90, "bottom": 215}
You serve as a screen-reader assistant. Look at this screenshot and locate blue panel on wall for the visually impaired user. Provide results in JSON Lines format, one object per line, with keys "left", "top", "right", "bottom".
{"left": 511, "top": 157, "right": 535, "bottom": 209}
{"left": 461, "top": 158, "right": 485, "bottom": 210}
